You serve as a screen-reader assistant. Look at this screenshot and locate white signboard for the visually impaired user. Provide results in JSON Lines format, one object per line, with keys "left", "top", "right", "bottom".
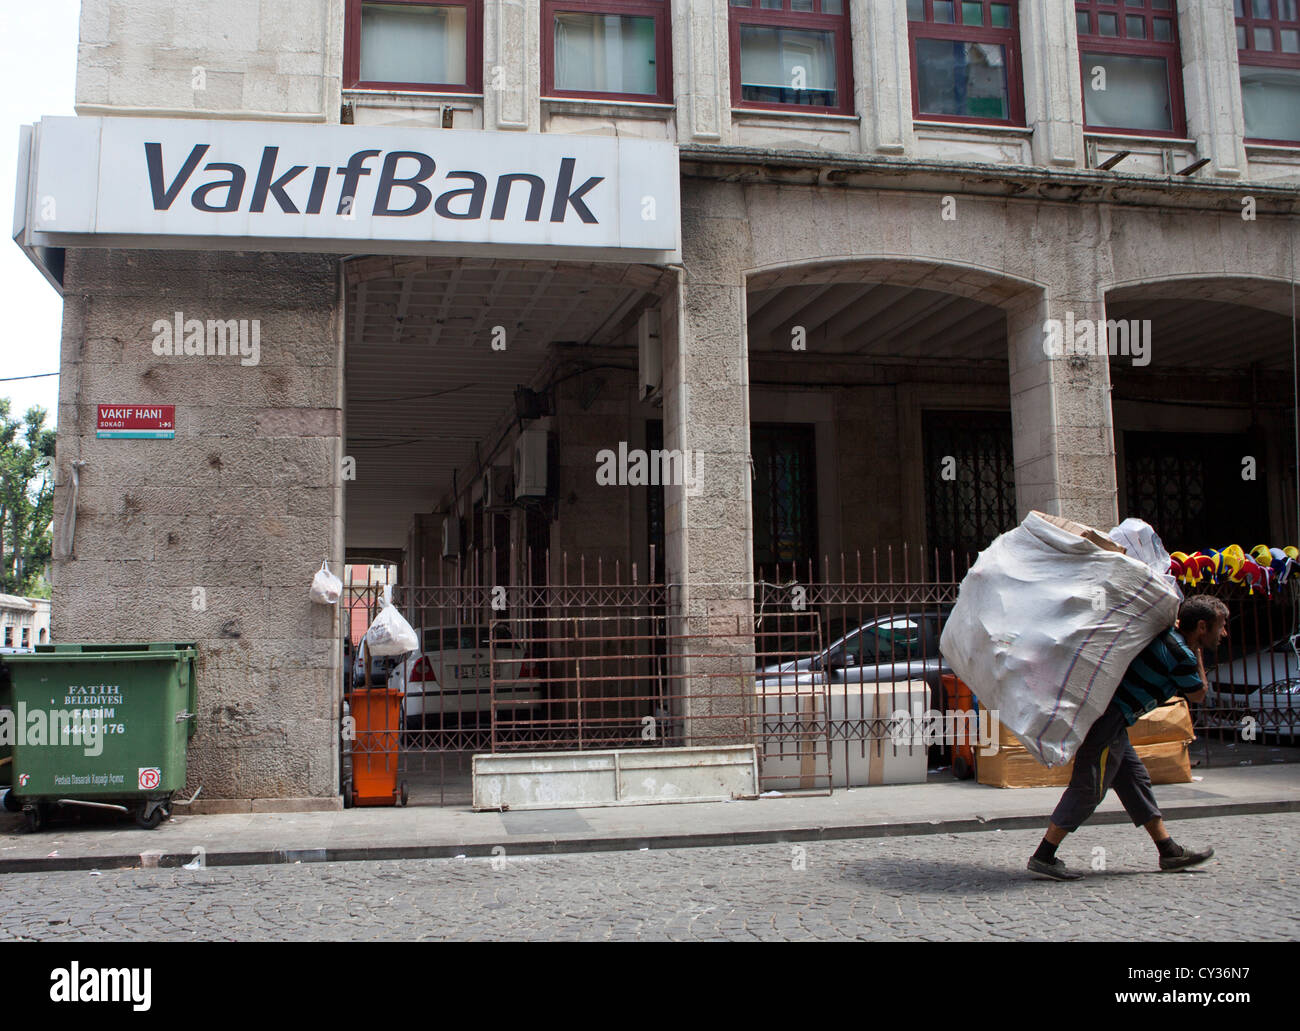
{"left": 15, "top": 117, "right": 681, "bottom": 268}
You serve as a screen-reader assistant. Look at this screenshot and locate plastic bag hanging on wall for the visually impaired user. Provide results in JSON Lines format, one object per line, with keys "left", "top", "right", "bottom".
{"left": 310, "top": 560, "right": 342, "bottom": 605}
{"left": 364, "top": 585, "right": 418, "bottom": 655}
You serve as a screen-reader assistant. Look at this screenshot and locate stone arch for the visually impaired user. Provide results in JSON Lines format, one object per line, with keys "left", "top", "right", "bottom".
{"left": 1105, "top": 273, "right": 1297, "bottom": 318}
{"left": 1101, "top": 272, "right": 1298, "bottom": 544}
{"left": 745, "top": 255, "right": 1045, "bottom": 312}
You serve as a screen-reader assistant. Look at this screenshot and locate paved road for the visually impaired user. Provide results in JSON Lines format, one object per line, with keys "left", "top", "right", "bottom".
{"left": 1, "top": 813, "right": 1295, "bottom": 941}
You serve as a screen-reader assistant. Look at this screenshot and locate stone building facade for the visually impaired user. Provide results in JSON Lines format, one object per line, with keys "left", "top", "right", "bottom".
{"left": 16, "top": 0, "right": 1299, "bottom": 805}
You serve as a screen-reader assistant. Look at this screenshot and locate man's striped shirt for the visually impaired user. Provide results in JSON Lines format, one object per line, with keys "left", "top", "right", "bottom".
{"left": 1111, "top": 628, "right": 1202, "bottom": 726}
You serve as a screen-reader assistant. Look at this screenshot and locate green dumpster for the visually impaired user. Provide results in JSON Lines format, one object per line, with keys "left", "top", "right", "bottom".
{"left": 0, "top": 642, "right": 197, "bottom": 831}
{"left": 0, "top": 662, "right": 10, "bottom": 790}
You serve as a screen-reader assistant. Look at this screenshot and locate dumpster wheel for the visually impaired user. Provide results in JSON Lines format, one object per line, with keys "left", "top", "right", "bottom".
{"left": 399, "top": 781, "right": 408, "bottom": 807}
{"left": 134, "top": 799, "right": 170, "bottom": 830}
{"left": 23, "top": 804, "right": 45, "bottom": 833}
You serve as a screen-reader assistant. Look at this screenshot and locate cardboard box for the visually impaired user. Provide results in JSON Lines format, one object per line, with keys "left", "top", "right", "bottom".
{"left": 761, "top": 682, "right": 929, "bottom": 789}
{"left": 1029, "top": 510, "right": 1127, "bottom": 555}
{"left": 1127, "top": 698, "right": 1195, "bottom": 746}
{"left": 976, "top": 730, "right": 1073, "bottom": 788}
{"left": 978, "top": 704, "right": 1196, "bottom": 788}
{"left": 1136, "top": 739, "right": 1193, "bottom": 784}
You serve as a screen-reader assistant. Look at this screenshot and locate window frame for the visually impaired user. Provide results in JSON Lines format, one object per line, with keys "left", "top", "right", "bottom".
{"left": 1234, "top": 0, "right": 1300, "bottom": 145}
{"left": 344, "top": 0, "right": 483, "bottom": 94}
{"left": 728, "top": 0, "right": 855, "bottom": 117}
{"left": 907, "top": 0, "right": 1026, "bottom": 128}
{"left": 541, "top": 0, "right": 672, "bottom": 103}
{"left": 1075, "top": 0, "right": 1187, "bottom": 139}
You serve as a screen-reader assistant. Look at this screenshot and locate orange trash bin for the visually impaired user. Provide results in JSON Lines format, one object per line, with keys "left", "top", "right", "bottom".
{"left": 941, "top": 674, "right": 978, "bottom": 780}
{"left": 346, "top": 686, "right": 408, "bottom": 807}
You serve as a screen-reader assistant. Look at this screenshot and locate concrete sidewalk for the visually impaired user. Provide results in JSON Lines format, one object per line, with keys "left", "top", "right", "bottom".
{"left": 2, "top": 765, "right": 1297, "bottom": 874}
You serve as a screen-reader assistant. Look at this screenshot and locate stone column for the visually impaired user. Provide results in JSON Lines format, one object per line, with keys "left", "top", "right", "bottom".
{"left": 671, "top": 0, "right": 731, "bottom": 143}
{"left": 662, "top": 180, "right": 754, "bottom": 746}
{"left": 484, "top": 0, "right": 540, "bottom": 132}
{"left": 854, "top": 0, "right": 914, "bottom": 155}
{"left": 1178, "top": 0, "right": 1249, "bottom": 178}
{"left": 1007, "top": 287, "right": 1119, "bottom": 529}
{"left": 1020, "top": 0, "right": 1087, "bottom": 168}
{"left": 52, "top": 249, "right": 345, "bottom": 807}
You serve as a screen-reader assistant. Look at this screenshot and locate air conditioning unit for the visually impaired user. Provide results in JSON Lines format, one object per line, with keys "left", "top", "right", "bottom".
{"left": 514, "top": 429, "right": 549, "bottom": 499}
{"left": 637, "top": 309, "right": 663, "bottom": 402}
{"left": 483, "top": 465, "right": 513, "bottom": 508}
{"left": 441, "top": 514, "right": 460, "bottom": 558}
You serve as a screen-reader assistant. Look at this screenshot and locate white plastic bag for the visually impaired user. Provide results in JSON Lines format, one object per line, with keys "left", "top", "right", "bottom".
{"left": 309, "top": 561, "right": 342, "bottom": 605}
{"left": 939, "top": 511, "right": 1180, "bottom": 767}
{"left": 364, "top": 587, "right": 418, "bottom": 656}
{"left": 1108, "top": 517, "right": 1181, "bottom": 600}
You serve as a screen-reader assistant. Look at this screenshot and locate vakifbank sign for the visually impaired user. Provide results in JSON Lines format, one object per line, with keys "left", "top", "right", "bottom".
{"left": 13, "top": 117, "right": 681, "bottom": 284}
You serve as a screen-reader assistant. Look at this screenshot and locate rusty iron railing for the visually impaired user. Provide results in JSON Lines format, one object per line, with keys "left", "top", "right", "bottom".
{"left": 338, "top": 546, "right": 1298, "bottom": 805}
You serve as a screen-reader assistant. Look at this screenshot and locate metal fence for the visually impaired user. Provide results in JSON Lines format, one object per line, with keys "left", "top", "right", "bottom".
{"left": 339, "top": 547, "right": 1298, "bottom": 805}
{"left": 1191, "top": 580, "right": 1299, "bottom": 761}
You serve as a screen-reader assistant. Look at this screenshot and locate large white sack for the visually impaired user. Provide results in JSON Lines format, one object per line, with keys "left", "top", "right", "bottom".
{"left": 939, "top": 511, "right": 1180, "bottom": 767}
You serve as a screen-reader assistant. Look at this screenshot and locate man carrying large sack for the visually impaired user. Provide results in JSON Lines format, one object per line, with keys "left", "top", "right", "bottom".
{"left": 1027, "top": 595, "right": 1229, "bottom": 880}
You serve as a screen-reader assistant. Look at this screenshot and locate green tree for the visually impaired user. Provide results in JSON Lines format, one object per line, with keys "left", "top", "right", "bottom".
{"left": 0, "top": 400, "right": 56, "bottom": 596}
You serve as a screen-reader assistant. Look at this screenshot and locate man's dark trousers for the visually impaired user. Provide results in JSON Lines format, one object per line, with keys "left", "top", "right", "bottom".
{"left": 1049, "top": 702, "right": 1163, "bottom": 831}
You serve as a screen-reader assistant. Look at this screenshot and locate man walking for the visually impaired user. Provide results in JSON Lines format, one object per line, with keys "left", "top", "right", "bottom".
{"left": 1027, "top": 594, "right": 1230, "bottom": 880}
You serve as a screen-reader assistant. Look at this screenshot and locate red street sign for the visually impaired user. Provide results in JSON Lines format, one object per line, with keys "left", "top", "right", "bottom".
{"left": 97, "top": 404, "right": 175, "bottom": 439}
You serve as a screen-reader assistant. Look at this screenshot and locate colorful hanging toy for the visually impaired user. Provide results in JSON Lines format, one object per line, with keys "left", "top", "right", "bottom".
{"left": 1169, "top": 542, "right": 1297, "bottom": 595}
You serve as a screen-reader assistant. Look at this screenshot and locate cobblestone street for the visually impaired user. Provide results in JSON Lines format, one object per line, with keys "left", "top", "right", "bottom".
{"left": 1, "top": 813, "right": 1295, "bottom": 941}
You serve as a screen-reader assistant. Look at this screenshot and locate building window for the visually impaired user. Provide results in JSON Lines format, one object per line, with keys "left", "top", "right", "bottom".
{"left": 729, "top": 0, "right": 853, "bottom": 115}
{"left": 1123, "top": 430, "right": 1268, "bottom": 546}
{"left": 647, "top": 420, "right": 666, "bottom": 585}
{"left": 906, "top": 1, "right": 1024, "bottom": 125}
{"left": 344, "top": 0, "right": 482, "bottom": 93}
{"left": 1235, "top": 0, "right": 1300, "bottom": 143}
{"left": 543, "top": 1, "right": 670, "bottom": 102}
{"left": 923, "top": 411, "right": 1016, "bottom": 578}
{"left": 1075, "top": 0, "right": 1185, "bottom": 136}
{"left": 751, "top": 424, "right": 818, "bottom": 580}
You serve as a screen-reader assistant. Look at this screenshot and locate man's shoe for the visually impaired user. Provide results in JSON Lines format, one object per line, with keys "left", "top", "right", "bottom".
{"left": 1027, "top": 856, "right": 1084, "bottom": 881}
{"left": 1159, "top": 844, "right": 1215, "bottom": 871}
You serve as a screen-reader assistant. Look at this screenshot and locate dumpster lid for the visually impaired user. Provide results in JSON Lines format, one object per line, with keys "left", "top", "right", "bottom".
{"left": 1, "top": 642, "right": 197, "bottom": 663}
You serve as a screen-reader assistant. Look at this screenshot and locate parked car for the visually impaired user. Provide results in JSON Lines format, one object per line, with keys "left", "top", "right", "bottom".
{"left": 759, "top": 610, "right": 952, "bottom": 703}
{"left": 757, "top": 610, "right": 955, "bottom": 769}
{"left": 388, "top": 625, "right": 542, "bottom": 725}
{"left": 1206, "top": 634, "right": 1300, "bottom": 740}
{"left": 349, "top": 643, "right": 399, "bottom": 688}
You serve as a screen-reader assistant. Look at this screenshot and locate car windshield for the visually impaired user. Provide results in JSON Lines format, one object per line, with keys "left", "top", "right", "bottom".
{"left": 829, "top": 616, "right": 931, "bottom": 664}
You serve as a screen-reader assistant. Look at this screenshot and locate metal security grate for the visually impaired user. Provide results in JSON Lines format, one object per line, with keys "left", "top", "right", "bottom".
{"left": 752, "top": 423, "right": 818, "bottom": 581}
{"left": 1122, "top": 430, "right": 1269, "bottom": 546}
{"left": 923, "top": 410, "right": 1015, "bottom": 576}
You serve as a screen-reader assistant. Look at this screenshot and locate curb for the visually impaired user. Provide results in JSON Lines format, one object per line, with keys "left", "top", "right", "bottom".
{"left": 2, "top": 797, "right": 1296, "bottom": 875}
